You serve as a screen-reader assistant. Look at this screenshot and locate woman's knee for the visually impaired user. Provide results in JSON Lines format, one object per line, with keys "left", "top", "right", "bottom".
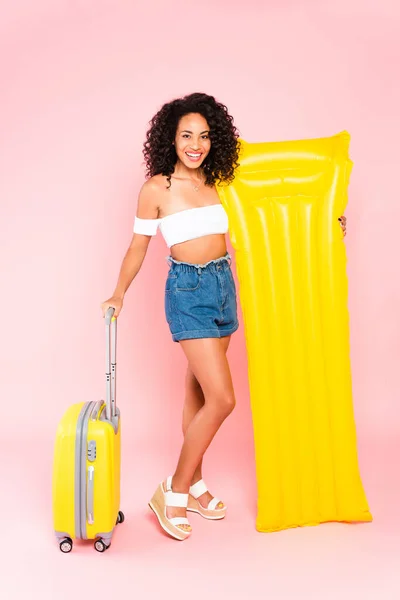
{"left": 223, "top": 394, "right": 236, "bottom": 416}
{"left": 209, "top": 392, "right": 236, "bottom": 419}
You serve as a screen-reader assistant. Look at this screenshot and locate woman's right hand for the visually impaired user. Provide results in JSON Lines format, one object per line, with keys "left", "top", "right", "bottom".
{"left": 101, "top": 296, "right": 124, "bottom": 318}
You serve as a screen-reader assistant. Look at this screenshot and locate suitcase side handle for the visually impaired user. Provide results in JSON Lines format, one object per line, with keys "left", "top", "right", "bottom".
{"left": 87, "top": 466, "right": 95, "bottom": 525}
{"left": 105, "top": 307, "right": 117, "bottom": 421}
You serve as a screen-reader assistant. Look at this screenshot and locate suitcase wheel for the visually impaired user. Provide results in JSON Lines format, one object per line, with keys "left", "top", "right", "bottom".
{"left": 94, "top": 539, "right": 111, "bottom": 553}
{"left": 116, "top": 510, "right": 125, "bottom": 525}
{"left": 59, "top": 537, "right": 73, "bottom": 553}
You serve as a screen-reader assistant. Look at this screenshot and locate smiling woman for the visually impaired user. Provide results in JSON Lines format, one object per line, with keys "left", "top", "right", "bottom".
{"left": 143, "top": 92, "right": 240, "bottom": 192}
{"left": 170, "top": 113, "right": 212, "bottom": 190}
{"left": 101, "top": 92, "right": 242, "bottom": 541}
{"left": 178, "top": 125, "right": 211, "bottom": 169}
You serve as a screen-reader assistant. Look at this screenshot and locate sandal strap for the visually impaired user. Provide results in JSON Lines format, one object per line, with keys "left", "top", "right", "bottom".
{"left": 208, "top": 497, "right": 223, "bottom": 510}
{"left": 165, "top": 490, "right": 189, "bottom": 508}
{"left": 164, "top": 476, "right": 189, "bottom": 508}
{"left": 169, "top": 517, "right": 190, "bottom": 527}
{"left": 189, "top": 479, "right": 208, "bottom": 499}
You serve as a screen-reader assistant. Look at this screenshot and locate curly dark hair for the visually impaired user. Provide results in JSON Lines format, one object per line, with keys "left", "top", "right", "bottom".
{"left": 143, "top": 92, "right": 240, "bottom": 188}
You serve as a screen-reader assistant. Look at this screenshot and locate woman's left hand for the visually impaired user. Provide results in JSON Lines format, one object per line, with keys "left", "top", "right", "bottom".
{"left": 338, "top": 215, "right": 347, "bottom": 237}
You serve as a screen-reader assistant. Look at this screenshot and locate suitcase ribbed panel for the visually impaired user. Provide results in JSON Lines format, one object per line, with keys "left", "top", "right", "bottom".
{"left": 53, "top": 401, "right": 86, "bottom": 539}
{"left": 217, "top": 132, "right": 372, "bottom": 532}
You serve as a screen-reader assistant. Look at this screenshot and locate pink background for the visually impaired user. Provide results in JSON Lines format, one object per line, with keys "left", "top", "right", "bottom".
{"left": 1, "top": 1, "right": 399, "bottom": 598}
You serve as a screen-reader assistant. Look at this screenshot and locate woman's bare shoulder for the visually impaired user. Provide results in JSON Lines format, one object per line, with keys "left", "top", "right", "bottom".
{"left": 137, "top": 175, "right": 169, "bottom": 218}
{"left": 141, "top": 174, "right": 169, "bottom": 193}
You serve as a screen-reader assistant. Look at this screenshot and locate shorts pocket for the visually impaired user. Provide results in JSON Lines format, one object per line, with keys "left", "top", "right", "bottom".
{"left": 227, "top": 267, "right": 237, "bottom": 293}
{"left": 176, "top": 270, "right": 201, "bottom": 292}
{"left": 165, "top": 289, "right": 182, "bottom": 332}
{"left": 165, "top": 290, "right": 173, "bottom": 324}
{"left": 165, "top": 273, "right": 177, "bottom": 293}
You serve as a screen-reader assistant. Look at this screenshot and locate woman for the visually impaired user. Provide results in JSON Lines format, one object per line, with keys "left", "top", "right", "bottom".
{"left": 101, "top": 92, "right": 347, "bottom": 541}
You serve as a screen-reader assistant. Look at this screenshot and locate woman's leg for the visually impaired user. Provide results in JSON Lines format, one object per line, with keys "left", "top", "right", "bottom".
{"left": 182, "top": 336, "right": 231, "bottom": 507}
{"left": 182, "top": 368, "right": 204, "bottom": 482}
{"left": 165, "top": 336, "right": 236, "bottom": 525}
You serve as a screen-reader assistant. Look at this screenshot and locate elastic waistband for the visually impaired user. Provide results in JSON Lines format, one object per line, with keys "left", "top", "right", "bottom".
{"left": 166, "top": 252, "right": 231, "bottom": 269}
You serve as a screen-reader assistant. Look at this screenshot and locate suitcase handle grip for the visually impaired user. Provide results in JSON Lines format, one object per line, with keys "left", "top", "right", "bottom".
{"left": 105, "top": 308, "right": 117, "bottom": 421}
{"left": 105, "top": 306, "right": 115, "bottom": 325}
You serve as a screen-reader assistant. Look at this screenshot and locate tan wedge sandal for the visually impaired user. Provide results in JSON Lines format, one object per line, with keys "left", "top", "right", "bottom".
{"left": 187, "top": 479, "right": 227, "bottom": 520}
{"left": 149, "top": 476, "right": 192, "bottom": 541}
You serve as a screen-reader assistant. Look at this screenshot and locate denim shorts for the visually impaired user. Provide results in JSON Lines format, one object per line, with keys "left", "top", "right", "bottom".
{"left": 164, "top": 253, "right": 239, "bottom": 343}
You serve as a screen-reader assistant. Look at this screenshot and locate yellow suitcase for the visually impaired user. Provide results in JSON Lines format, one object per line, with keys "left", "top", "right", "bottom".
{"left": 52, "top": 308, "right": 123, "bottom": 552}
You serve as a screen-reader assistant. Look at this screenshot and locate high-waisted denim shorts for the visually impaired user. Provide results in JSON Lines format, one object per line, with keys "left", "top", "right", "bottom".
{"left": 164, "top": 253, "right": 239, "bottom": 343}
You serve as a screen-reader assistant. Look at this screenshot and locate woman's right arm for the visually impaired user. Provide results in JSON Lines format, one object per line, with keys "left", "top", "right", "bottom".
{"left": 101, "top": 180, "right": 160, "bottom": 317}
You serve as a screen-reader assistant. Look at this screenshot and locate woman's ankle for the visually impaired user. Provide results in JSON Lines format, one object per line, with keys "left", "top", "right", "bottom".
{"left": 171, "top": 475, "right": 191, "bottom": 494}
{"left": 190, "top": 474, "right": 202, "bottom": 486}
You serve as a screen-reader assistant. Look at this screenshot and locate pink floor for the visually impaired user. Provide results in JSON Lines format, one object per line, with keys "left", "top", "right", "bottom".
{"left": 2, "top": 435, "right": 399, "bottom": 600}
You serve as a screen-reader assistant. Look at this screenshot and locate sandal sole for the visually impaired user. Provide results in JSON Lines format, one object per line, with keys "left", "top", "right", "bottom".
{"left": 187, "top": 506, "right": 226, "bottom": 520}
{"left": 149, "top": 484, "right": 191, "bottom": 541}
{"left": 187, "top": 495, "right": 226, "bottom": 520}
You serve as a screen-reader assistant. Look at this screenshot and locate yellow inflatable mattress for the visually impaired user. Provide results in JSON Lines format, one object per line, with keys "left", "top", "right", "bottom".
{"left": 218, "top": 132, "right": 372, "bottom": 532}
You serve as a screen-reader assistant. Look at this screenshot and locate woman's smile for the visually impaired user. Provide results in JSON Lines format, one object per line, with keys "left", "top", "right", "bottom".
{"left": 185, "top": 151, "right": 203, "bottom": 162}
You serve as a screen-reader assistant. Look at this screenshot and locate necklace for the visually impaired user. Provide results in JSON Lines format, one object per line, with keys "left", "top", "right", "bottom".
{"left": 171, "top": 174, "right": 204, "bottom": 191}
{"left": 190, "top": 177, "right": 204, "bottom": 192}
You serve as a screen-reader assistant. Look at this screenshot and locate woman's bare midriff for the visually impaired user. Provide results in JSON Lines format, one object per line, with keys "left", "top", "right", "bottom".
{"left": 170, "top": 233, "right": 228, "bottom": 265}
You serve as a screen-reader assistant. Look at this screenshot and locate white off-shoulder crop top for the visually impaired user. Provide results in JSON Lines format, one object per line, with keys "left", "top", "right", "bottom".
{"left": 133, "top": 203, "right": 229, "bottom": 248}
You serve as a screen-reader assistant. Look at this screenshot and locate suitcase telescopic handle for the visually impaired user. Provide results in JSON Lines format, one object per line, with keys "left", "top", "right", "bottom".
{"left": 105, "top": 307, "right": 117, "bottom": 421}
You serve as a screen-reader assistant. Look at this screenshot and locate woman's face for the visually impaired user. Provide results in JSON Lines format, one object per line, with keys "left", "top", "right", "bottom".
{"left": 174, "top": 112, "right": 211, "bottom": 169}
